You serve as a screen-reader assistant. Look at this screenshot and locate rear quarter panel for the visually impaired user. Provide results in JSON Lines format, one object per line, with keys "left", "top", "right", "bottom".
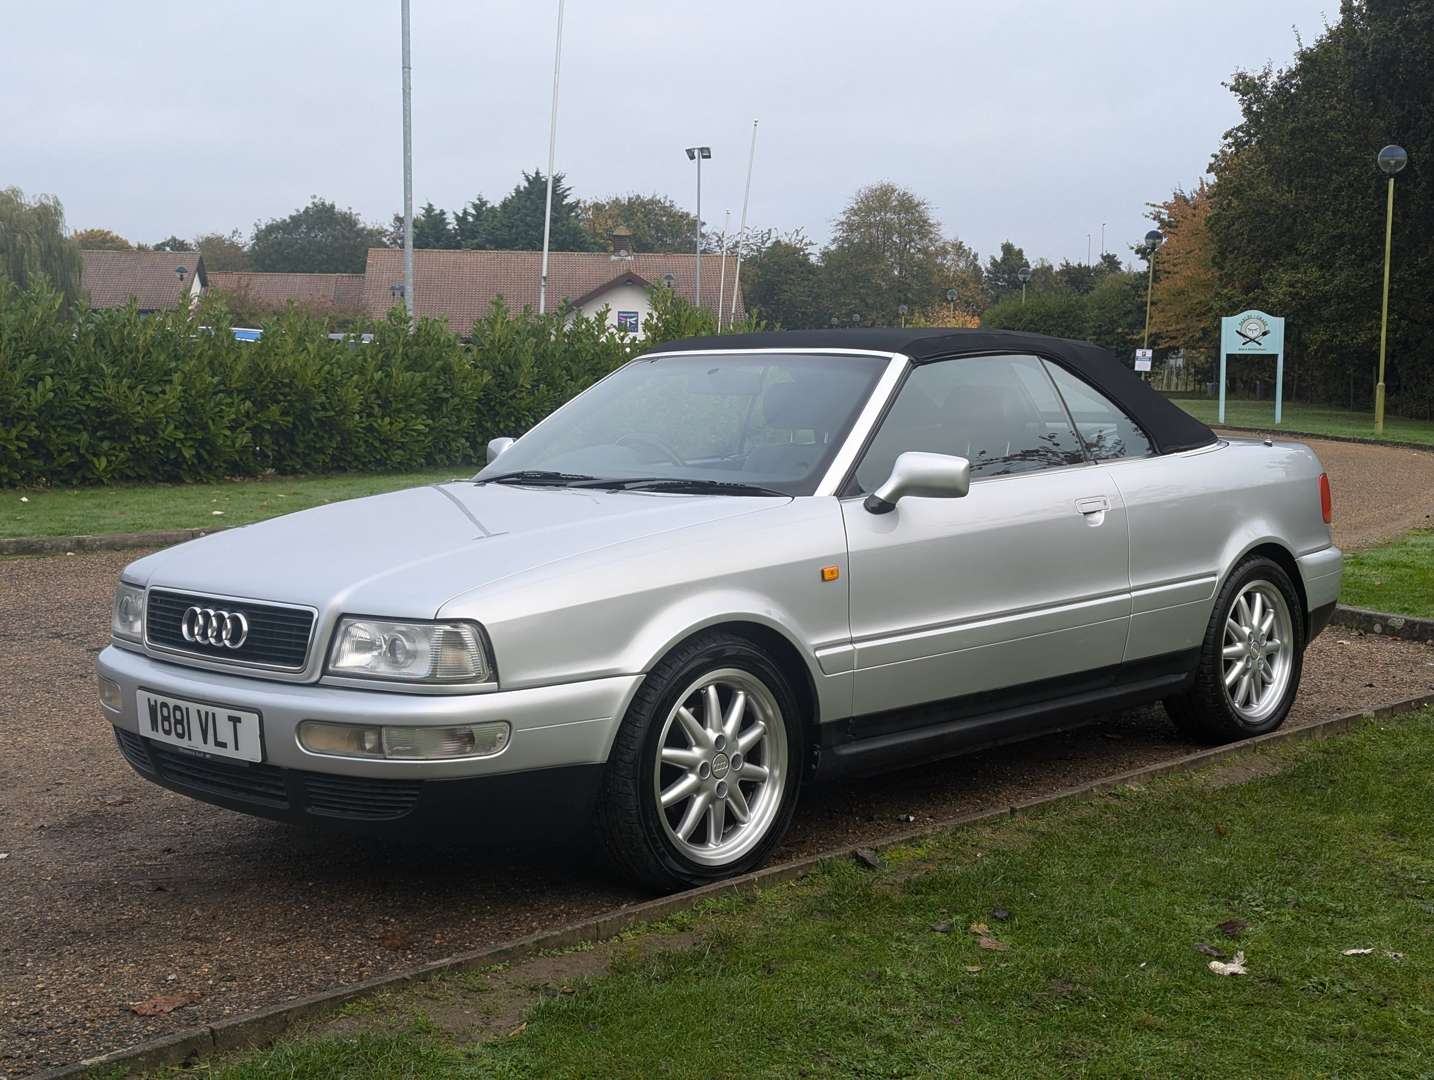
{"left": 1108, "top": 438, "right": 1334, "bottom": 661}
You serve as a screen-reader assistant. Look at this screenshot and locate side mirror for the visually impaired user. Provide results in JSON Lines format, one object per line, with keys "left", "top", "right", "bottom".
{"left": 486, "top": 437, "right": 515, "bottom": 464}
{"left": 863, "top": 451, "right": 970, "bottom": 514}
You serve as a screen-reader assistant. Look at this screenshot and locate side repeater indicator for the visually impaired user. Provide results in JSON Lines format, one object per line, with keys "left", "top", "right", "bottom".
{"left": 820, "top": 565, "right": 841, "bottom": 582}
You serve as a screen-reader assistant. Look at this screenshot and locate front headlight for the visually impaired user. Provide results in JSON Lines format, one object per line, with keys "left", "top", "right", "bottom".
{"left": 112, "top": 582, "right": 145, "bottom": 642}
{"left": 326, "top": 617, "right": 494, "bottom": 684}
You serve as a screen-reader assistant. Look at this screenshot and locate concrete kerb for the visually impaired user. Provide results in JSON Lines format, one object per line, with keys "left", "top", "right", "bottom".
{"left": 1330, "top": 604, "right": 1434, "bottom": 644}
{"left": 33, "top": 690, "right": 1434, "bottom": 1080}
{"left": 0, "top": 528, "right": 226, "bottom": 557}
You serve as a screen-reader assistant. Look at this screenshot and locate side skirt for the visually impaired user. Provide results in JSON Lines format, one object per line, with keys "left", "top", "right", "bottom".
{"left": 812, "top": 650, "right": 1199, "bottom": 781}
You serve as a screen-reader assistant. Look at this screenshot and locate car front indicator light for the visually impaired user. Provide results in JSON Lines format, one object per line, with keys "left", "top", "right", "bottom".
{"left": 297, "top": 720, "right": 510, "bottom": 761}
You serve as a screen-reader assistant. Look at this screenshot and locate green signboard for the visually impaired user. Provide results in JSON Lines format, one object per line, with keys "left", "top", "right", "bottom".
{"left": 1219, "top": 310, "right": 1286, "bottom": 424}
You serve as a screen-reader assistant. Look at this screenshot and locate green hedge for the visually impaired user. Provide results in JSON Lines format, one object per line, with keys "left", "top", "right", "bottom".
{"left": 0, "top": 284, "right": 743, "bottom": 487}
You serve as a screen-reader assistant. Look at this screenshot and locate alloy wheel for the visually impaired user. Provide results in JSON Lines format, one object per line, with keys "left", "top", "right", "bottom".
{"left": 652, "top": 668, "right": 788, "bottom": 867}
{"left": 1221, "top": 579, "right": 1295, "bottom": 723}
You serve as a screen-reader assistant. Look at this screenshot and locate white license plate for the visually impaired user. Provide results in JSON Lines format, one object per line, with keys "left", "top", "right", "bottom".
{"left": 136, "top": 690, "right": 263, "bottom": 763}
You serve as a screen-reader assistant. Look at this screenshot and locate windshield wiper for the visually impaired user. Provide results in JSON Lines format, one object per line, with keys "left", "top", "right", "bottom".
{"left": 572, "top": 477, "right": 788, "bottom": 497}
{"left": 475, "top": 470, "right": 601, "bottom": 486}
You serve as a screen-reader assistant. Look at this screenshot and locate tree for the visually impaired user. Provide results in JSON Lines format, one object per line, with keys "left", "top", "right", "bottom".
{"left": 411, "top": 202, "right": 457, "bottom": 249}
{"left": 579, "top": 193, "right": 698, "bottom": 253}
{"left": 934, "top": 238, "right": 988, "bottom": 318}
{"left": 486, "top": 171, "right": 595, "bottom": 252}
{"left": 0, "top": 187, "right": 81, "bottom": 307}
{"left": 1147, "top": 182, "right": 1222, "bottom": 366}
{"left": 823, "top": 182, "right": 944, "bottom": 323}
{"left": 250, "top": 197, "right": 387, "bottom": 273}
{"left": 72, "top": 227, "right": 132, "bottom": 250}
{"left": 453, "top": 196, "right": 496, "bottom": 249}
{"left": 1206, "top": 0, "right": 1434, "bottom": 412}
{"left": 194, "top": 230, "right": 251, "bottom": 272}
{"left": 984, "top": 241, "right": 1031, "bottom": 303}
{"left": 151, "top": 235, "right": 194, "bottom": 252}
{"left": 742, "top": 233, "right": 826, "bottom": 328}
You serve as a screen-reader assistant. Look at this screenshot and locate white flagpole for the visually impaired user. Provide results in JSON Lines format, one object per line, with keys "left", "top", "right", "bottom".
{"left": 715, "top": 208, "right": 731, "bottom": 332}
{"left": 538, "top": 0, "right": 566, "bottom": 315}
{"left": 728, "top": 118, "right": 758, "bottom": 329}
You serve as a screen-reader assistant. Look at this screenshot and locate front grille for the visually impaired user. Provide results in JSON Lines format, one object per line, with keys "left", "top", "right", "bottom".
{"left": 304, "top": 774, "right": 422, "bottom": 820}
{"left": 146, "top": 741, "right": 291, "bottom": 808}
{"left": 145, "top": 588, "right": 314, "bottom": 670}
{"left": 113, "top": 728, "right": 423, "bottom": 823}
{"left": 114, "top": 727, "right": 154, "bottom": 772}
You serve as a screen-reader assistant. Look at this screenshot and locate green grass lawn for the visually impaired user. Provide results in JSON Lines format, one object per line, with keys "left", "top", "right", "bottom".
{"left": 1342, "top": 530, "right": 1434, "bottom": 619}
{"left": 1173, "top": 397, "right": 1434, "bottom": 447}
{"left": 0, "top": 469, "right": 471, "bottom": 540}
{"left": 184, "top": 708, "right": 1434, "bottom": 1079}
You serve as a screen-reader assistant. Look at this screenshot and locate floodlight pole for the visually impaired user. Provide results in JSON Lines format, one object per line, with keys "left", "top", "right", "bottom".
{"left": 728, "top": 119, "right": 758, "bottom": 330}
{"left": 538, "top": 0, "right": 566, "bottom": 316}
{"left": 401, "top": 0, "right": 414, "bottom": 319}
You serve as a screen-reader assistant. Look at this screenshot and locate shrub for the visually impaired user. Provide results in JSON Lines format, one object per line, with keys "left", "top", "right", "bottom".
{"left": 0, "top": 282, "right": 733, "bottom": 488}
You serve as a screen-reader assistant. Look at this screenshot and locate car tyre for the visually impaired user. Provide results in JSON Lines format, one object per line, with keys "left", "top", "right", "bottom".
{"left": 597, "top": 631, "right": 804, "bottom": 891}
{"left": 1164, "top": 555, "right": 1305, "bottom": 744}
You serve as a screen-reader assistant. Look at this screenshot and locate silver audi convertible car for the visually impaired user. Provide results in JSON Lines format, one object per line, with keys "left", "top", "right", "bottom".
{"left": 98, "top": 329, "right": 1340, "bottom": 889}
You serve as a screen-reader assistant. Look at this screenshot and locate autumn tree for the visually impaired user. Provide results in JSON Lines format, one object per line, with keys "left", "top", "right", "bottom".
{"left": 72, "top": 227, "right": 132, "bottom": 250}
{"left": 1147, "top": 182, "right": 1222, "bottom": 369}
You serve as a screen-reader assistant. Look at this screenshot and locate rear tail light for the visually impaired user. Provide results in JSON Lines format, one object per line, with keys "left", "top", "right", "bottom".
{"left": 1319, "top": 472, "right": 1332, "bottom": 524}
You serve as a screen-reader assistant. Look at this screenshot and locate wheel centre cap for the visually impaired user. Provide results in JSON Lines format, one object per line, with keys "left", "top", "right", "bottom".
{"left": 711, "top": 752, "right": 731, "bottom": 780}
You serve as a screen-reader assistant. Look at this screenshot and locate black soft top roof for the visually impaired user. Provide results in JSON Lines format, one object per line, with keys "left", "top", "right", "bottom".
{"left": 646, "top": 328, "right": 1216, "bottom": 454}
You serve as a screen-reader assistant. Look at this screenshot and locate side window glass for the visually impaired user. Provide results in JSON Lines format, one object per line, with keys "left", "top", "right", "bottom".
{"left": 1042, "top": 362, "right": 1155, "bottom": 461}
{"left": 853, "top": 354, "right": 1085, "bottom": 493}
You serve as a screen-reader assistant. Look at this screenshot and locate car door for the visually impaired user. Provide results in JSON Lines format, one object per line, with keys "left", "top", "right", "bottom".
{"left": 841, "top": 353, "right": 1133, "bottom": 718}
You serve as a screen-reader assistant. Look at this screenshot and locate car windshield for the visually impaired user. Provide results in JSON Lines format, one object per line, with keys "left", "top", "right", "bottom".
{"left": 476, "top": 351, "right": 889, "bottom": 496}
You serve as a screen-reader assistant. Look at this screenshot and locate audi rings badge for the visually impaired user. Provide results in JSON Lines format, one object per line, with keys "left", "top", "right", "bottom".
{"left": 180, "top": 606, "right": 249, "bottom": 649}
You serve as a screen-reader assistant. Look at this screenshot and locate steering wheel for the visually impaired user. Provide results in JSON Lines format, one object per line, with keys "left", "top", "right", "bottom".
{"left": 617, "top": 432, "right": 686, "bottom": 466}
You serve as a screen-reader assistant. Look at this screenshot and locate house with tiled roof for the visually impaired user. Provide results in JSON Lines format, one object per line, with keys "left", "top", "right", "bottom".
{"left": 80, "top": 250, "right": 206, "bottom": 312}
{"left": 208, "top": 271, "right": 365, "bottom": 315}
{"left": 362, "top": 244, "right": 745, "bottom": 336}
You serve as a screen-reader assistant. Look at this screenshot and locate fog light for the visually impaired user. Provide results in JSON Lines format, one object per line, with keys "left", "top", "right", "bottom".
{"left": 298, "top": 721, "right": 384, "bottom": 758}
{"left": 297, "top": 720, "right": 510, "bottom": 761}
{"left": 97, "top": 676, "right": 123, "bottom": 713}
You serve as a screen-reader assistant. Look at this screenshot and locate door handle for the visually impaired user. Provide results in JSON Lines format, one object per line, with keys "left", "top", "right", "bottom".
{"left": 1075, "top": 496, "right": 1111, "bottom": 515}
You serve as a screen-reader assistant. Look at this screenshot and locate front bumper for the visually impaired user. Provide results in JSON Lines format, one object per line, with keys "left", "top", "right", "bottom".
{"left": 97, "top": 645, "right": 638, "bottom": 828}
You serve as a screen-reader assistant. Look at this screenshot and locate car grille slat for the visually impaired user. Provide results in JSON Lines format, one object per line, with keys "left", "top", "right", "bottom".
{"left": 115, "top": 729, "right": 425, "bottom": 822}
{"left": 144, "top": 742, "right": 291, "bottom": 808}
{"left": 145, "top": 589, "right": 314, "bottom": 670}
{"left": 304, "top": 774, "right": 422, "bottom": 820}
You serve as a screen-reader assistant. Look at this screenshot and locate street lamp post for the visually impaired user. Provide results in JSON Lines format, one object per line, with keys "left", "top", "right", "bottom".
{"left": 538, "top": 0, "right": 567, "bottom": 316}
{"left": 945, "top": 287, "right": 957, "bottom": 322}
{"left": 685, "top": 146, "right": 711, "bottom": 309}
{"left": 1142, "top": 230, "right": 1162, "bottom": 349}
{"left": 897, "top": 303, "right": 908, "bottom": 327}
{"left": 1017, "top": 264, "right": 1032, "bottom": 305}
{"left": 1375, "top": 144, "right": 1407, "bottom": 434}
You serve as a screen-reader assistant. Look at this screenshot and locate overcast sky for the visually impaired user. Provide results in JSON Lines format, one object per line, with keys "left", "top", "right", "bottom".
{"left": 3, "top": 0, "right": 1330, "bottom": 267}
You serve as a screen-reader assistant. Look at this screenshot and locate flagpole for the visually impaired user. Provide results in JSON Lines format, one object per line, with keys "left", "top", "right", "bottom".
{"left": 715, "top": 209, "right": 731, "bottom": 332}
{"left": 538, "top": 0, "right": 565, "bottom": 315}
{"left": 727, "top": 118, "right": 758, "bottom": 329}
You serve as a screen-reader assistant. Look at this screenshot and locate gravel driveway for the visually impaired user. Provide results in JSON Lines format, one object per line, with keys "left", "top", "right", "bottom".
{"left": 5, "top": 435, "right": 1433, "bottom": 1077}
